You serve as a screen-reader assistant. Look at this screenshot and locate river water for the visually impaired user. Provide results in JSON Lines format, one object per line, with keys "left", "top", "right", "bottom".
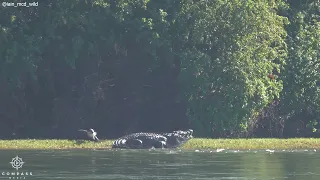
{"left": 0, "top": 149, "right": 319, "bottom": 180}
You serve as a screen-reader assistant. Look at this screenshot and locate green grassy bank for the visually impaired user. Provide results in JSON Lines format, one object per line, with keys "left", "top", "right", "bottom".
{"left": 0, "top": 138, "right": 319, "bottom": 150}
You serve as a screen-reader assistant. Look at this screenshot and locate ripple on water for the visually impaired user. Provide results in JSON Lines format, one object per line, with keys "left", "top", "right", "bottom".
{"left": 150, "top": 163, "right": 193, "bottom": 167}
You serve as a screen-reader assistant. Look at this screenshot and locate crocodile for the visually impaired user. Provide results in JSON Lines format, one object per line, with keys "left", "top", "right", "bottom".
{"left": 162, "top": 129, "right": 194, "bottom": 148}
{"left": 112, "top": 129, "right": 193, "bottom": 149}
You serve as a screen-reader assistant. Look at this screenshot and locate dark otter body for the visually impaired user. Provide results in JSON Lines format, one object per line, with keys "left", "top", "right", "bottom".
{"left": 112, "top": 129, "right": 193, "bottom": 149}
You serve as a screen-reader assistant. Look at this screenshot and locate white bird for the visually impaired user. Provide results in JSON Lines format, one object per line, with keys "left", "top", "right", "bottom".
{"left": 78, "top": 128, "right": 99, "bottom": 141}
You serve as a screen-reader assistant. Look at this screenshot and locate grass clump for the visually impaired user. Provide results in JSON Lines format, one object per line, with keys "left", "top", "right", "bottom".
{"left": 0, "top": 138, "right": 319, "bottom": 150}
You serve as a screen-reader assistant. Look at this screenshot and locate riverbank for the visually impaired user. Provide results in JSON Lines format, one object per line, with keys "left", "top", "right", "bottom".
{"left": 0, "top": 138, "right": 319, "bottom": 150}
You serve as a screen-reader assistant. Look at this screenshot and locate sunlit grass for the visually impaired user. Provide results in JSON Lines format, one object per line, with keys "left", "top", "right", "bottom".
{"left": 183, "top": 138, "right": 320, "bottom": 150}
{"left": 0, "top": 139, "right": 114, "bottom": 149}
{"left": 0, "top": 138, "right": 319, "bottom": 150}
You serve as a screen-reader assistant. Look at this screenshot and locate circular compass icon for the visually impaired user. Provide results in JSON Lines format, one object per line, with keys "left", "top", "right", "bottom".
{"left": 10, "top": 156, "right": 25, "bottom": 170}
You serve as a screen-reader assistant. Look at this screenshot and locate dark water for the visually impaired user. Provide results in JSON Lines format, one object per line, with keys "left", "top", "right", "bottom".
{"left": 0, "top": 149, "right": 319, "bottom": 180}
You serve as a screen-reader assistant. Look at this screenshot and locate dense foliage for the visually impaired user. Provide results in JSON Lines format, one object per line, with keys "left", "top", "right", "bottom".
{"left": 0, "top": 0, "right": 319, "bottom": 139}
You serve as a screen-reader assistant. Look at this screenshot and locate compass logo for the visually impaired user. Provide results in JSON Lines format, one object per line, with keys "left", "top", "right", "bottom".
{"left": 1, "top": 155, "right": 33, "bottom": 179}
{"left": 10, "top": 156, "right": 25, "bottom": 170}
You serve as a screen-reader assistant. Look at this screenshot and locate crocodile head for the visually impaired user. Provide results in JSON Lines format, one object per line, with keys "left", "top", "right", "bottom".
{"left": 163, "top": 129, "right": 193, "bottom": 148}
{"left": 172, "top": 129, "right": 193, "bottom": 139}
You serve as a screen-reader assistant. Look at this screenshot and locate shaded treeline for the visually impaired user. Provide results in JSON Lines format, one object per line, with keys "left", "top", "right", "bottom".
{"left": 0, "top": 0, "right": 319, "bottom": 139}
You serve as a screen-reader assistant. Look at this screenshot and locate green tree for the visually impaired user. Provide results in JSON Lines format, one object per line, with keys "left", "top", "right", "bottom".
{"left": 280, "top": 0, "right": 320, "bottom": 136}
{"left": 176, "top": 0, "right": 288, "bottom": 137}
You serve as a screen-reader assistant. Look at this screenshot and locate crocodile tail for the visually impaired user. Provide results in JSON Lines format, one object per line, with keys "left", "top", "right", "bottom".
{"left": 112, "top": 138, "right": 144, "bottom": 148}
{"left": 112, "top": 138, "right": 127, "bottom": 148}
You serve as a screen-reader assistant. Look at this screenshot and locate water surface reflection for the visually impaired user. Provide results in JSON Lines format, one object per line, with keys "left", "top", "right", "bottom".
{"left": 0, "top": 149, "right": 319, "bottom": 180}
